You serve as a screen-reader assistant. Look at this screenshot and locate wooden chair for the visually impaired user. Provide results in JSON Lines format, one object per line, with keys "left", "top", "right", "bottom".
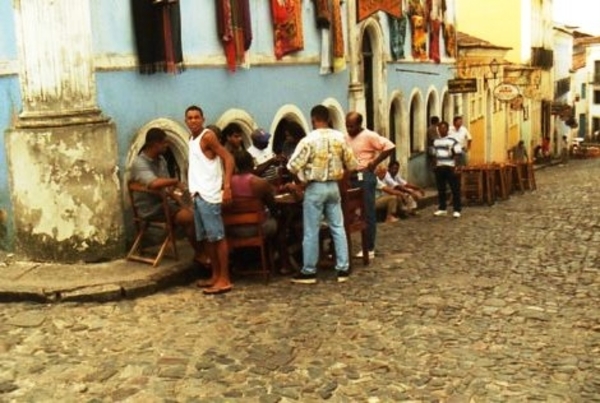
{"left": 460, "top": 167, "right": 486, "bottom": 205}
{"left": 222, "top": 197, "right": 274, "bottom": 283}
{"left": 127, "top": 182, "right": 179, "bottom": 267}
{"left": 320, "top": 181, "right": 370, "bottom": 270}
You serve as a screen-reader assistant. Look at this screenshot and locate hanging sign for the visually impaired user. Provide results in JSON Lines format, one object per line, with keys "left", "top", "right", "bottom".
{"left": 357, "top": 0, "right": 402, "bottom": 22}
{"left": 493, "top": 83, "right": 520, "bottom": 102}
{"left": 448, "top": 78, "right": 477, "bottom": 94}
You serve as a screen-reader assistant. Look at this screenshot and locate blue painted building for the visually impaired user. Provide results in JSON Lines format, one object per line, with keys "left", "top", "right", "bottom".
{"left": 0, "top": 0, "right": 457, "bottom": 261}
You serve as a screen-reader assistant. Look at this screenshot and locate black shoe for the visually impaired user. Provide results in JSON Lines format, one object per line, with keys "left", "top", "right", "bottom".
{"left": 337, "top": 271, "right": 349, "bottom": 283}
{"left": 290, "top": 273, "right": 317, "bottom": 284}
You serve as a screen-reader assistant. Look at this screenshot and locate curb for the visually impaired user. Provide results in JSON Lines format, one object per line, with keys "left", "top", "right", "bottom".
{"left": 0, "top": 262, "right": 198, "bottom": 304}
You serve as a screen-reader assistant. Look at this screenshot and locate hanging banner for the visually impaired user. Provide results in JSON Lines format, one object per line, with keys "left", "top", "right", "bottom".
{"left": 357, "top": 0, "right": 402, "bottom": 22}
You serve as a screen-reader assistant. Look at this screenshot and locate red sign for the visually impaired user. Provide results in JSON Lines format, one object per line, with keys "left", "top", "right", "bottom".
{"left": 357, "top": 0, "right": 402, "bottom": 22}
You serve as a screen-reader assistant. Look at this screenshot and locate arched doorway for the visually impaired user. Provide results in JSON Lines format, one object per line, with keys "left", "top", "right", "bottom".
{"left": 362, "top": 32, "right": 375, "bottom": 130}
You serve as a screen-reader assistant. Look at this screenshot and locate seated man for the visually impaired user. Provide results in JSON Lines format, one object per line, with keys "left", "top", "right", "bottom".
{"left": 129, "top": 127, "right": 209, "bottom": 267}
{"left": 221, "top": 123, "right": 245, "bottom": 155}
{"left": 247, "top": 128, "right": 282, "bottom": 180}
{"left": 374, "top": 165, "right": 401, "bottom": 223}
{"left": 230, "top": 149, "right": 278, "bottom": 237}
{"left": 383, "top": 161, "right": 424, "bottom": 215}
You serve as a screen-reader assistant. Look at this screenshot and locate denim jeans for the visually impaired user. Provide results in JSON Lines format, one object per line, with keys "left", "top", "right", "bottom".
{"left": 352, "top": 170, "right": 377, "bottom": 251}
{"left": 301, "top": 181, "right": 349, "bottom": 275}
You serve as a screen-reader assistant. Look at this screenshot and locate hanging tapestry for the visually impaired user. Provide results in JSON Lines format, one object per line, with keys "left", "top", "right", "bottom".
{"left": 429, "top": 18, "right": 441, "bottom": 63}
{"left": 131, "top": 0, "right": 184, "bottom": 74}
{"left": 216, "top": 0, "right": 252, "bottom": 72}
{"left": 312, "top": 0, "right": 345, "bottom": 74}
{"left": 388, "top": 13, "right": 408, "bottom": 60}
{"left": 442, "top": 22, "right": 457, "bottom": 58}
{"left": 271, "top": 0, "right": 304, "bottom": 60}
{"left": 409, "top": 2, "right": 427, "bottom": 61}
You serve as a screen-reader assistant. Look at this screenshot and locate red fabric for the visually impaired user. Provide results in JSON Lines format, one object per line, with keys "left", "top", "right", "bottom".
{"left": 217, "top": 0, "right": 252, "bottom": 72}
{"left": 271, "top": 0, "right": 304, "bottom": 60}
{"left": 429, "top": 19, "right": 441, "bottom": 63}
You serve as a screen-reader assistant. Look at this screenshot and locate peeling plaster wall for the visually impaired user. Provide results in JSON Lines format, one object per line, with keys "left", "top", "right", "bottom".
{"left": 6, "top": 121, "right": 124, "bottom": 262}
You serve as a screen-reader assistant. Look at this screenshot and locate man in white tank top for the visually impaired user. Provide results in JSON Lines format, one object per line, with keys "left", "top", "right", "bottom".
{"left": 185, "top": 105, "right": 235, "bottom": 294}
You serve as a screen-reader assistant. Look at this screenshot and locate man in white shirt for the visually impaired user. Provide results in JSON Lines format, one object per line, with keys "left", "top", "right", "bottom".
{"left": 448, "top": 115, "right": 472, "bottom": 166}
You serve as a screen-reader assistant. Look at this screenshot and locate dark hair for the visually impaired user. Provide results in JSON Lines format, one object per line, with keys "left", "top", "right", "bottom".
{"left": 222, "top": 123, "right": 243, "bottom": 140}
{"left": 439, "top": 121, "right": 450, "bottom": 130}
{"left": 311, "top": 105, "right": 330, "bottom": 123}
{"left": 430, "top": 116, "right": 440, "bottom": 125}
{"left": 233, "top": 149, "right": 254, "bottom": 172}
{"left": 453, "top": 116, "right": 462, "bottom": 123}
{"left": 145, "top": 127, "right": 167, "bottom": 146}
{"left": 185, "top": 105, "right": 203, "bottom": 116}
{"left": 388, "top": 160, "right": 399, "bottom": 169}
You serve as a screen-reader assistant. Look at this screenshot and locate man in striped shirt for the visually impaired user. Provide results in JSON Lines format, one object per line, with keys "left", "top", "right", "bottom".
{"left": 431, "top": 121, "right": 463, "bottom": 218}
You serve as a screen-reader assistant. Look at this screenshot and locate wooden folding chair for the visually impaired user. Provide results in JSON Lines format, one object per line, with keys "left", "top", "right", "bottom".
{"left": 222, "top": 197, "right": 274, "bottom": 283}
{"left": 127, "top": 182, "right": 178, "bottom": 267}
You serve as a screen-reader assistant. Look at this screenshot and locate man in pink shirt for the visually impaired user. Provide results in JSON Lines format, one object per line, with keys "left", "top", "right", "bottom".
{"left": 345, "top": 112, "right": 395, "bottom": 259}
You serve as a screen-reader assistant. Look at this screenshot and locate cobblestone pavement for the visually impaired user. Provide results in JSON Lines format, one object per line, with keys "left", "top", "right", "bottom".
{"left": 1, "top": 160, "right": 600, "bottom": 402}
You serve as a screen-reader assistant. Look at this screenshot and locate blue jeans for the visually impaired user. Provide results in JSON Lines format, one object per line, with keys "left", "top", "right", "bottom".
{"left": 193, "top": 195, "right": 225, "bottom": 242}
{"left": 301, "top": 181, "right": 349, "bottom": 275}
{"left": 352, "top": 170, "right": 377, "bottom": 251}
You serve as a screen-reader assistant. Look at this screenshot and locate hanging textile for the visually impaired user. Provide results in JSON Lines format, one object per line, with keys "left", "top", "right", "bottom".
{"left": 217, "top": 0, "right": 253, "bottom": 72}
{"left": 131, "top": 0, "right": 184, "bottom": 74}
{"left": 409, "top": 2, "right": 427, "bottom": 61}
{"left": 271, "top": 0, "right": 304, "bottom": 60}
{"left": 312, "top": 0, "right": 345, "bottom": 74}
{"left": 388, "top": 13, "right": 408, "bottom": 60}
{"left": 442, "top": 22, "right": 457, "bottom": 58}
{"left": 429, "top": 18, "right": 441, "bottom": 63}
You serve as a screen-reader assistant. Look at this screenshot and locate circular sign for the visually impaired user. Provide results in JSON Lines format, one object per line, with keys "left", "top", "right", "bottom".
{"left": 493, "top": 83, "right": 520, "bottom": 102}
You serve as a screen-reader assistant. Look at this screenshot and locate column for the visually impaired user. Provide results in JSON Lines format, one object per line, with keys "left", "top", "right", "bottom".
{"left": 6, "top": 0, "right": 125, "bottom": 263}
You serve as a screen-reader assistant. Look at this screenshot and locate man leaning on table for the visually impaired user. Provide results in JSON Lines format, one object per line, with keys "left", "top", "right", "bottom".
{"left": 286, "top": 105, "right": 358, "bottom": 284}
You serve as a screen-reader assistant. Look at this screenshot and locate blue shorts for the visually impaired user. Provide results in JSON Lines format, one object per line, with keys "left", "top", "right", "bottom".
{"left": 193, "top": 195, "right": 225, "bottom": 242}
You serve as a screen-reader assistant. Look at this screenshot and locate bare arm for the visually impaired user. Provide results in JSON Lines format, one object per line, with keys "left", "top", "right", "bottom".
{"left": 203, "top": 130, "right": 235, "bottom": 204}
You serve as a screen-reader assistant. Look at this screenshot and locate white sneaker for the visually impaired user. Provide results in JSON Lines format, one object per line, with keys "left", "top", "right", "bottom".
{"left": 453, "top": 212, "right": 461, "bottom": 218}
{"left": 433, "top": 210, "right": 447, "bottom": 217}
{"left": 355, "top": 250, "right": 375, "bottom": 259}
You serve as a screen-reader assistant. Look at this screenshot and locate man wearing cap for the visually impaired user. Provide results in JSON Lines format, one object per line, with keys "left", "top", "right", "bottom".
{"left": 248, "top": 128, "right": 280, "bottom": 179}
{"left": 129, "top": 127, "right": 210, "bottom": 267}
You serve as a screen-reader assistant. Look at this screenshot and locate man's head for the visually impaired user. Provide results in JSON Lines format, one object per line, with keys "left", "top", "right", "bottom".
{"left": 430, "top": 116, "right": 440, "bottom": 126}
{"left": 310, "top": 105, "right": 330, "bottom": 129}
{"left": 233, "top": 149, "right": 254, "bottom": 173}
{"left": 388, "top": 160, "right": 400, "bottom": 176}
{"left": 143, "top": 128, "right": 169, "bottom": 156}
{"left": 251, "top": 128, "right": 271, "bottom": 150}
{"left": 452, "top": 116, "right": 463, "bottom": 128}
{"left": 345, "top": 112, "right": 363, "bottom": 137}
{"left": 375, "top": 164, "right": 387, "bottom": 179}
{"left": 438, "top": 121, "right": 450, "bottom": 137}
{"left": 185, "top": 105, "right": 205, "bottom": 135}
{"left": 518, "top": 140, "right": 525, "bottom": 148}
{"left": 222, "top": 123, "right": 244, "bottom": 150}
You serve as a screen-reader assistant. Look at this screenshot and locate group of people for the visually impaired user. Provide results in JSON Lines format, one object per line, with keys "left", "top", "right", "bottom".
{"left": 130, "top": 104, "right": 482, "bottom": 290}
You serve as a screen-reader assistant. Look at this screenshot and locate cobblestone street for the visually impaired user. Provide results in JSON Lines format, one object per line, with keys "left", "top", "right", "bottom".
{"left": 1, "top": 160, "right": 600, "bottom": 402}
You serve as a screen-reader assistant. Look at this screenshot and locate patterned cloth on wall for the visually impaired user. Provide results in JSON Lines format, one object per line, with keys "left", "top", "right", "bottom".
{"left": 312, "top": 0, "right": 345, "bottom": 74}
{"left": 271, "top": 0, "right": 304, "bottom": 60}
{"left": 409, "top": 8, "right": 427, "bottom": 61}
{"left": 429, "top": 18, "right": 441, "bottom": 63}
{"left": 388, "top": 13, "right": 408, "bottom": 60}
{"left": 216, "top": 0, "right": 253, "bottom": 72}
{"left": 131, "top": 0, "right": 184, "bottom": 74}
{"left": 442, "top": 22, "right": 456, "bottom": 58}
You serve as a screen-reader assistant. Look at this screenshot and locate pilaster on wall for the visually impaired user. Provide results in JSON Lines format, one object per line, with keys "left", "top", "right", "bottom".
{"left": 7, "top": 0, "right": 124, "bottom": 262}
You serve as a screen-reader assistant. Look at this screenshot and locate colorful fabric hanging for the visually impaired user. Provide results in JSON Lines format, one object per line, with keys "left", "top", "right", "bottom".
{"left": 216, "top": 0, "right": 253, "bottom": 72}
{"left": 131, "top": 0, "right": 184, "bottom": 74}
{"left": 271, "top": 0, "right": 304, "bottom": 60}
{"left": 388, "top": 13, "right": 408, "bottom": 60}
{"left": 429, "top": 18, "right": 441, "bottom": 63}
{"left": 409, "top": 3, "right": 427, "bottom": 61}
{"left": 312, "top": 0, "right": 344, "bottom": 74}
{"left": 442, "top": 22, "right": 457, "bottom": 58}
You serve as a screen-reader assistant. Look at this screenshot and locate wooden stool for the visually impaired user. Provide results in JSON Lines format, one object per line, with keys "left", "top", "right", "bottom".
{"left": 520, "top": 162, "right": 537, "bottom": 190}
{"left": 511, "top": 163, "right": 525, "bottom": 193}
{"left": 481, "top": 165, "right": 495, "bottom": 205}
{"left": 490, "top": 164, "right": 509, "bottom": 201}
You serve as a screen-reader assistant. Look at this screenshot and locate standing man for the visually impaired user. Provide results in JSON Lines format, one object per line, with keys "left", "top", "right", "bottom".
{"left": 448, "top": 115, "right": 472, "bottom": 166}
{"left": 345, "top": 112, "right": 395, "bottom": 259}
{"left": 185, "top": 105, "right": 235, "bottom": 294}
{"left": 426, "top": 116, "right": 440, "bottom": 179}
{"left": 431, "top": 121, "right": 462, "bottom": 218}
{"left": 287, "top": 105, "right": 358, "bottom": 284}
